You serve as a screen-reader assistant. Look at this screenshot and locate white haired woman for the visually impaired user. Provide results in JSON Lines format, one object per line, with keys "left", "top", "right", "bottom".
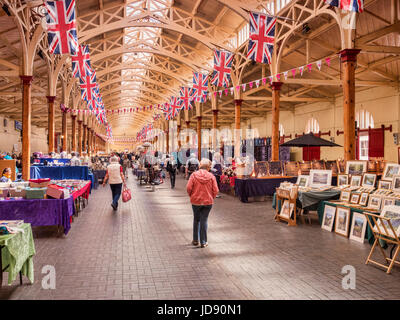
{"left": 102, "top": 156, "right": 126, "bottom": 211}
{"left": 187, "top": 158, "right": 219, "bottom": 248}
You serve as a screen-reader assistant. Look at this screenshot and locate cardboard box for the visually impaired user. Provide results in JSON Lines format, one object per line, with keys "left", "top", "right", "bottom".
{"left": 46, "top": 185, "right": 64, "bottom": 199}
{"left": 8, "top": 188, "right": 26, "bottom": 198}
{"left": 25, "top": 187, "right": 47, "bottom": 199}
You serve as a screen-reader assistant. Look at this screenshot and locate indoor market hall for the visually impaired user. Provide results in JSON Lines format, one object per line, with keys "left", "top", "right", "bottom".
{"left": 0, "top": 0, "right": 400, "bottom": 306}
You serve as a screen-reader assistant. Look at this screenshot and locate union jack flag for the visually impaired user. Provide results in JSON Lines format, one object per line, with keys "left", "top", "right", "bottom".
{"left": 211, "top": 50, "right": 234, "bottom": 87}
{"left": 72, "top": 45, "right": 93, "bottom": 78}
{"left": 179, "top": 87, "right": 195, "bottom": 110}
{"left": 325, "top": 0, "right": 363, "bottom": 12}
{"left": 193, "top": 73, "right": 208, "bottom": 102}
{"left": 44, "top": 0, "right": 79, "bottom": 55}
{"left": 247, "top": 12, "right": 276, "bottom": 64}
{"left": 169, "top": 97, "right": 183, "bottom": 118}
{"left": 80, "top": 72, "right": 97, "bottom": 102}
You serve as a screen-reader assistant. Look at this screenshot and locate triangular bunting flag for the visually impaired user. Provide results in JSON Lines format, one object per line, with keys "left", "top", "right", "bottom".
{"left": 291, "top": 69, "right": 296, "bottom": 78}
{"left": 316, "top": 60, "right": 322, "bottom": 70}
{"left": 299, "top": 66, "right": 304, "bottom": 76}
{"left": 283, "top": 71, "right": 288, "bottom": 80}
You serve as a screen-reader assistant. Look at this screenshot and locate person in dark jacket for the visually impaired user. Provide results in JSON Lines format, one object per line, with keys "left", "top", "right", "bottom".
{"left": 165, "top": 154, "right": 177, "bottom": 189}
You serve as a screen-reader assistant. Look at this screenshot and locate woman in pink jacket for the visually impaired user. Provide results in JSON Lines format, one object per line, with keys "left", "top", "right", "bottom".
{"left": 186, "top": 158, "right": 219, "bottom": 248}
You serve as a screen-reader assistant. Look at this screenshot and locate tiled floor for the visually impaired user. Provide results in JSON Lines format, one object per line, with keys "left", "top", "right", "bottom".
{"left": 1, "top": 171, "right": 400, "bottom": 300}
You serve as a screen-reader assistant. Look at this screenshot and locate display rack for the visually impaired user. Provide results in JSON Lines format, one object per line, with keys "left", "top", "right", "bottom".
{"left": 275, "top": 187, "right": 299, "bottom": 226}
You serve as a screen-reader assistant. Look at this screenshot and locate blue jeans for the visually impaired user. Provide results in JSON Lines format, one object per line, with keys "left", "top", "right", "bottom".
{"left": 110, "top": 183, "right": 122, "bottom": 207}
{"left": 192, "top": 205, "right": 212, "bottom": 244}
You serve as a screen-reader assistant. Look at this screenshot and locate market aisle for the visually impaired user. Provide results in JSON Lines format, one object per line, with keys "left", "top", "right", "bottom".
{"left": 1, "top": 170, "right": 400, "bottom": 299}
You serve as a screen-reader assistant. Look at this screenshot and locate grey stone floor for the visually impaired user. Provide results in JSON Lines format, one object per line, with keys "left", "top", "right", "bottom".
{"left": 1, "top": 171, "right": 400, "bottom": 300}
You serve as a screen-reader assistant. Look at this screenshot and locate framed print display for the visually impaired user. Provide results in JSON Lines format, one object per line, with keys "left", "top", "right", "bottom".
{"left": 392, "top": 175, "right": 400, "bottom": 193}
{"left": 337, "top": 174, "right": 349, "bottom": 187}
{"left": 382, "top": 197, "right": 395, "bottom": 209}
{"left": 362, "top": 173, "right": 377, "bottom": 188}
{"left": 269, "top": 161, "right": 283, "bottom": 176}
{"left": 382, "top": 163, "right": 400, "bottom": 181}
{"left": 349, "top": 212, "right": 367, "bottom": 243}
{"left": 325, "top": 160, "right": 339, "bottom": 175}
{"left": 321, "top": 205, "right": 336, "bottom": 232}
{"left": 350, "top": 193, "right": 360, "bottom": 204}
{"left": 359, "top": 192, "right": 369, "bottom": 206}
{"left": 280, "top": 200, "right": 294, "bottom": 219}
{"left": 368, "top": 195, "right": 382, "bottom": 210}
{"left": 296, "top": 175, "right": 309, "bottom": 187}
{"left": 378, "top": 180, "right": 391, "bottom": 190}
{"left": 340, "top": 190, "right": 351, "bottom": 202}
{"left": 377, "top": 205, "right": 400, "bottom": 238}
{"left": 309, "top": 170, "right": 332, "bottom": 188}
{"left": 312, "top": 160, "right": 326, "bottom": 170}
{"left": 350, "top": 175, "right": 362, "bottom": 187}
{"left": 335, "top": 207, "right": 351, "bottom": 237}
{"left": 299, "top": 161, "right": 312, "bottom": 175}
{"left": 346, "top": 161, "right": 367, "bottom": 175}
{"left": 367, "top": 160, "right": 378, "bottom": 173}
{"left": 284, "top": 161, "right": 299, "bottom": 176}
{"left": 254, "top": 161, "right": 269, "bottom": 178}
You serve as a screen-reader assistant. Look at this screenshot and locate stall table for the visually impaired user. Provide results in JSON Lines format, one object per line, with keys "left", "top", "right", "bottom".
{"left": 37, "top": 158, "right": 71, "bottom": 165}
{"left": 235, "top": 177, "right": 297, "bottom": 203}
{"left": 0, "top": 223, "right": 35, "bottom": 286}
{"left": 30, "top": 166, "right": 90, "bottom": 181}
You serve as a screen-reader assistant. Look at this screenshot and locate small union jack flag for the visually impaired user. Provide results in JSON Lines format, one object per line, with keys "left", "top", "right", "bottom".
{"left": 44, "top": 0, "right": 79, "bottom": 55}
{"left": 247, "top": 12, "right": 276, "bottom": 64}
{"left": 325, "top": 0, "right": 363, "bottom": 12}
{"left": 72, "top": 45, "right": 93, "bottom": 78}
{"left": 179, "top": 87, "right": 195, "bottom": 110}
{"left": 211, "top": 50, "right": 234, "bottom": 87}
{"left": 169, "top": 97, "right": 183, "bottom": 119}
{"left": 193, "top": 73, "right": 208, "bottom": 102}
{"left": 80, "top": 72, "right": 97, "bottom": 102}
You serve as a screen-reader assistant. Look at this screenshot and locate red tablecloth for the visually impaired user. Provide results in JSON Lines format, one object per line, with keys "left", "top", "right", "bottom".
{"left": 72, "top": 181, "right": 91, "bottom": 201}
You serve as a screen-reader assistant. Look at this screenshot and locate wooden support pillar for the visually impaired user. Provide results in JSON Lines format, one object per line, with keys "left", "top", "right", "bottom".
{"left": 234, "top": 99, "right": 242, "bottom": 158}
{"left": 62, "top": 111, "right": 67, "bottom": 152}
{"left": 166, "top": 121, "right": 170, "bottom": 154}
{"left": 186, "top": 121, "right": 191, "bottom": 145}
{"left": 177, "top": 123, "right": 182, "bottom": 150}
{"left": 71, "top": 115, "right": 77, "bottom": 152}
{"left": 271, "top": 82, "right": 283, "bottom": 161}
{"left": 77, "top": 120, "right": 83, "bottom": 154}
{"left": 46, "top": 96, "right": 56, "bottom": 154}
{"left": 212, "top": 110, "right": 218, "bottom": 151}
{"left": 21, "top": 76, "right": 33, "bottom": 181}
{"left": 197, "top": 116, "right": 202, "bottom": 160}
{"left": 340, "top": 49, "right": 361, "bottom": 161}
{"left": 82, "top": 123, "right": 87, "bottom": 153}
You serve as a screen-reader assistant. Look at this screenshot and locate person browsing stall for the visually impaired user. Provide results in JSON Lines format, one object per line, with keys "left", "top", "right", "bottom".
{"left": 103, "top": 156, "right": 126, "bottom": 211}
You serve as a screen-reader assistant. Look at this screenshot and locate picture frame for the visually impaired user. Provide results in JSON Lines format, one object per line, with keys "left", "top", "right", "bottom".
{"left": 312, "top": 160, "right": 326, "bottom": 170}
{"left": 359, "top": 192, "right": 369, "bottom": 206}
{"left": 392, "top": 175, "right": 400, "bottom": 193}
{"left": 298, "top": 161, "right": 312, "bottom": 175}
{"left": 296, "top": 175, "right": 309, "bottom": 187}
{"left": 269, "top": 161, "right": 283, "bottom": 176}
{"left": 280, "top": 200, "right": 294, "bottom": 219}
{"left": 377, "top": 205, "right": 400, "bottom": 238}
{"left": 349, "top": 212, "right": 367, "bottom": 243}
{"left": 335, "top": 207, "right": 351, "bottom": 237}
{"left": 367, "top": 160, "right": 378, "bottom": 173}
{"left": 378, "top": 180, "right": 392, "bottom": 190}
{"left": 321, "top": 205, "right": 336, "bottom": 232}
{"left": 350, "top": 175, "right": 362, "bottom": 187}
{"left": 337, "top": 174, "right": 349, "bottom": 187}
{"left": 325, "top": 160, "right": 339, "bottom": 175}
{"left": 346, "top": 160, "right": 367, "bottom": 175}
{"left": 381, "top": 197, "right": 395, "bottom": 210}
{"left": 382, "top": 163, "right": 400, "bottom": 181}
{"left": 368, "top": 195, "right": 382, "bottom": 210}
{"left": 362, "top": 173, "right": 377, "bottom": 188}
{"left": 350, "top": 193, "right": 361, "bottom": 204}
{"left": 254, "top": 161, "right": 269, "bottom": 178}
{"left": 309, "top": 169, "right": 332, "bottom": 188}
{"left": 340, "top": 190, "right": 351, "bottom": 202}
{"left": 337, "top": 159, "right": 346, "bottom": 174}
{"left": 284, "top": 161, "right": 299, "bottom": 176}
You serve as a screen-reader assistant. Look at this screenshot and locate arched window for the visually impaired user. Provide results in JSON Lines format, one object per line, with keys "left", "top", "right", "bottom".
{"left": 305, "top": 118, "right": 320, "bottom": 134}
{"left": 356, "top": 110, "right": 374, "bottom": 129}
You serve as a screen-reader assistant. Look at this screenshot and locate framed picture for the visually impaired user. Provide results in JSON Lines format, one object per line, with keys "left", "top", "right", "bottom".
{"left": 280, "top": 200, "right": 294, "bottom": 219}
{"left": 381, "top": 197, "right": 395, "bottom": 209}
{"left": 382, "top": 163, "right": 400, "bottom": 181}
{"left": 254, "top": 161, "right": 269, "bottom": 178}
{"left": 350, "top": 175, "right": 362, "bottom": 187}
{"left": 378, "top": 180, "right": 391, "bottom": 190}
{"left": 340, "top": 190, "right": 351, "bottom": 202}
{"left": 337, "top": 174, "right": 349, "bottom": 187}
{"left": 368, "top": 195, "right": 382, "bottom": 210}
{"left": 312, "top": 160, "right": 326, "bottom": 170}
{"left": 350, "top": 193, "right": 361, "bottom": 204}
{"left": 325, "top": 160, "right": 339, "bottom": 175}
{"left": 321, "top": 205, "right": 336, "bottom": 232}
{"left": 335, "top": 207, "right": 351, "bottom": 237}
{"left": 296, "top": 175, "right": 309, "bottom": 187}
{"left": 377, "top": 205, "right": 400, "bottom": 238}
{"left": 367, "top": 160, "right": 378, "bottom": 173}
{"left": 359, "top": 192, "right": 369, "bottom": 206}
{"left": 392, "top": 175, "right": 400, "bottom": 193}
{"left": 346, "top": 161, "right": 367, "bottom": 175}
{"left": 269, "top": 161, "right": 283, "bottom": 176}
{"left": 362, "top": 173, "right": 377, "bottom": 188}
{"left": 299, "top": 161, "right": 312, "bottom": 175}
{"left": 337, "top": 159, "right": 346, "bottom": 174}
{"left": 309, "top": 170, "right": 332, "bottom": 188}
{"left": 284, "top": 161, "right": 299, "bottom": 176}
{"left": 349, "top": 212, "right": 367, "bottom": 243}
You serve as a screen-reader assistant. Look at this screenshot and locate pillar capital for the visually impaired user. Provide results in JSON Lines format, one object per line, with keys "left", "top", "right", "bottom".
{"left": 20, "top": 75, "right": 33, "bottom": 85}
{"left": 234, "top": 99, "right": 243, "bottom": 106}
{"left": 71, "top": 114, "right": 77, "bottom": 119}
{"left": 77, "top": 119, "right": 83, "bottom": 124}
{"left": 212, "top": 109, "right": 219, "bottom": 115}
{"left": 46, "top": 96, "right": 56, "bottom": 103}
{"left": 270, "top": 81, "right": 283, "bottom": 91}
{"left": 339, "top": 49, "right": 361, "bottom": 63}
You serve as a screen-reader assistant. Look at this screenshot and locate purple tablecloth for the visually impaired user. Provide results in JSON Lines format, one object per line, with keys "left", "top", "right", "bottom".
{"left": 235, "top": 177, "right": 297, "bottom": 203}
{"left": 0, "top": 197, "right": 75, "bottom": 235}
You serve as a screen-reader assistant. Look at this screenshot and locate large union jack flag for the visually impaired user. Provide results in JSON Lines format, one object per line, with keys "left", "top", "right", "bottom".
{"left": 169, "top": 97, "right": 183, "bottom": 118}
{"left": 247, "top": 12, "right": 276, "bottom": 64}
{"left": 211, "top": 50, "right": 234, "bottom": 87}
{"left": 72, "top": 45, "right": 93, "bottom": 78}
{"left": 193, "top": 73, "right": 208, "bottom": 102}
{"left": 325, "top": 0, "right": 363, "bottom": 12}
{"left": 44, "top": 0, "right": 79, "bottom": 55}
{"left": 80, "top": 72, "right": 97, "bottom": 102}
{"left": 179, "top": 87, "right": 195, "bottom": 110}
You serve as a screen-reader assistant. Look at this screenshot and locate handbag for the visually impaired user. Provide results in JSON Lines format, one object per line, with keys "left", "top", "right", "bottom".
{"left": 122, "top": 185, "right": 131, "bottom": 202}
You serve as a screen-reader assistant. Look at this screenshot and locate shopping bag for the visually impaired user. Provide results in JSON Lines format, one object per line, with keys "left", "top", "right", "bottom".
{"left": 122, "top": 186, "right": 131, "bottom": 202}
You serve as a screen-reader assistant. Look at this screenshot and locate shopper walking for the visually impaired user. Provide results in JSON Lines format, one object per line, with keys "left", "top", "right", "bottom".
{"left": 165, "top": 154, "right": 177, "bottom": 189}
{"left": 186, "top": 158, "right": 219, "bottom": 248}
{"left": 211, "top": 152, "right": 223, "bottom": 198}
{"left": 185, "top": 153, "right": 200, "bottom": 179}
{"left": 122, "top": 154, "right": 130, "bottom": 179}
{"left": 103, "top": 156, "right": 126, "bottom": 211}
